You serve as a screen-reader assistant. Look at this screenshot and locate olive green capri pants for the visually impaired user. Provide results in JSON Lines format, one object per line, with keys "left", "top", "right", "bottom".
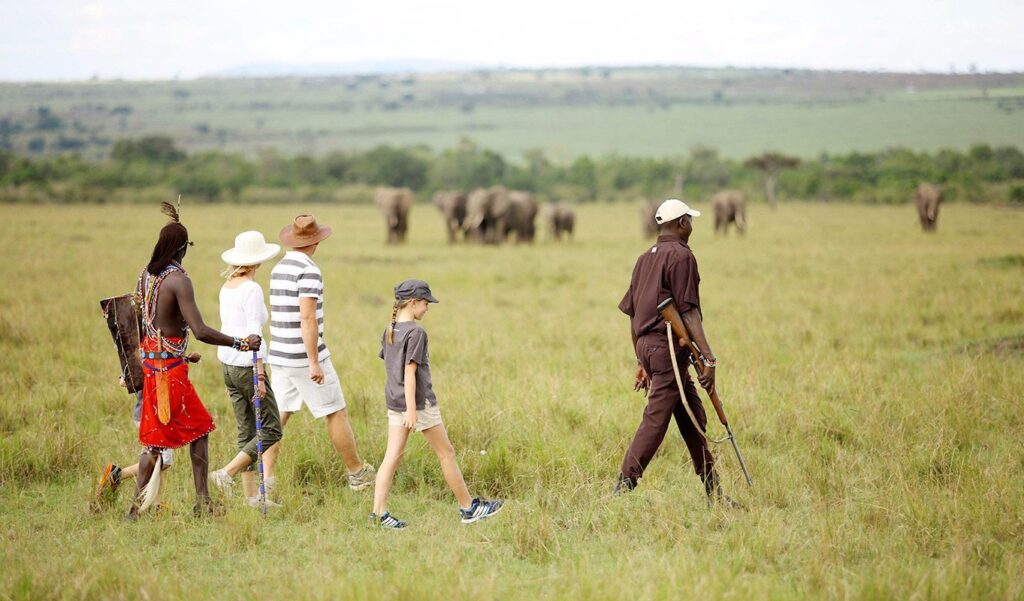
{"left": 223, "top": 364, "right": 283, "bottom": 471}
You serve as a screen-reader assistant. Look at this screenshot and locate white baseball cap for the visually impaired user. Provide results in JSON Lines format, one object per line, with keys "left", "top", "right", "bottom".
{"left": 654, "top": 199, "right": 701, "bottom": 224}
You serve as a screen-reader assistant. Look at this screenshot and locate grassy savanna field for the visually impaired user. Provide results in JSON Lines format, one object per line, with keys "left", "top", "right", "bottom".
{"left": 1, "top": 200, "right": 1023, "bottom": 600}
{"left": 3, "top": 67, "right": 1024, "bottom": 159}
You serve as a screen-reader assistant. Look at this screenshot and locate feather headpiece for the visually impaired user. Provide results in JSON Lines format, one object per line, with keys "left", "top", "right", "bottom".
{"left": 160, "top": 195, "right": 182, "bottom": 224}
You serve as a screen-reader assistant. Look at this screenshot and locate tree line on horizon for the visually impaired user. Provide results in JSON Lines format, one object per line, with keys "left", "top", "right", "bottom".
{"left": 1, "top": 135, "right": 1023, "bottom": 205}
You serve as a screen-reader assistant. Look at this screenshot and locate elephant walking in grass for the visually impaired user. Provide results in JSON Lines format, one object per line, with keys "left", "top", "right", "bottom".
{"left": 465, "top": 186, "right": 512, "bottom": 244}
{"left": 914, "top": 183, "right": 943, "bottom": 232}
{"left": 433, "top": 191, "right": 468, "bottom": 243}
{"left": 374, "top": 187, "right": 415, "bottom": 244}
{"left": 505, "top": 191, "right": 539, "bottom": 243}
{"left": 712, "top": 190, "right": 747, "bottom": 235}
{"left": 547, "top": 202, "right": 575, "bottom": 241}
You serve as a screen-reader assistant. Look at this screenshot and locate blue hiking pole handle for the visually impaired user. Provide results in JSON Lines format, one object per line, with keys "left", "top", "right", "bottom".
{"left": 248, "top": 350, "right": 264, "bottom": 516}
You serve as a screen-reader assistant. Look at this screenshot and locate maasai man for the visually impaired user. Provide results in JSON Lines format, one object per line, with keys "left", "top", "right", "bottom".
{"left": 128, "top": 201, "right": 262, "bottom": 519}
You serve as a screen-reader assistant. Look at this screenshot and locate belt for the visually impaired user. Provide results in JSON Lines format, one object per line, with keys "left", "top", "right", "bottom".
{"left": 139, "top": 351, "right": 182, "bottom": 360}
{"left": 143, "top": 359, "right": 185, "bottom": 374}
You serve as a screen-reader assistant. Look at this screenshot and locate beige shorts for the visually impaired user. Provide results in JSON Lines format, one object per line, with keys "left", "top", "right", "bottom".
{"left": 387, "top": 404, "right": 442, "bottom": 432}
{"left": 270, "top": 358, "right": 346, "bottom": 419}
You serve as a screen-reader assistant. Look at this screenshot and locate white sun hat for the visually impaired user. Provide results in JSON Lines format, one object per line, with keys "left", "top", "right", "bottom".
{"left": 221, "top": 231, "right": 281, "bottom": 266}
{"left": 655, "top": 199, "right": 701, "bottom": 224}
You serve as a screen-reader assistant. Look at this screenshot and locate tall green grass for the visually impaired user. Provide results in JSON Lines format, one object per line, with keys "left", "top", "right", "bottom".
{"left": 1, "top": 201, "right": 1022, "bottom": 600}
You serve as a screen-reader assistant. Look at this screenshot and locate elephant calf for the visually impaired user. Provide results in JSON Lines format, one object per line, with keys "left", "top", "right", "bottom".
{"left": 914, "top": 183, "right": 942, "bottom": 232}
{"left": 547, "top": 202, "right": 575, "bottom": 241}
{"left": 711, "top": 190, "right": 747, "bottom": 235}
{"left": 374, "top": 187, "right": 415, "bottom": 244}
{"left": 433, "top": 190, "right": 468, "bottom": 243}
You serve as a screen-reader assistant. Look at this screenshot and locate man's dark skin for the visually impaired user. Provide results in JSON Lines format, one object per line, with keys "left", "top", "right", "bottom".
{"left": 633, "top": 214, "right": 716, "bottom": 395}
{"left": 128, "top": 245, "right": 261, "bottom": 519}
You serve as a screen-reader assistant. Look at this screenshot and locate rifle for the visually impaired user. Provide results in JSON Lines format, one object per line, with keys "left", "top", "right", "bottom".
{"left": 657, "top": 297, "right": 754, "bottom": 486}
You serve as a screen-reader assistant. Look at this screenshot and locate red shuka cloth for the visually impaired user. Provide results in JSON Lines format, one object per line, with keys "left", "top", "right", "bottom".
{"left": 138, "top": 336, "right": 215, "bottom": 449}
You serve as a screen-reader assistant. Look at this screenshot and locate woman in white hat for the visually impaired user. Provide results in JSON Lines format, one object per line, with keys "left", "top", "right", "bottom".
{"left": 209, "top": 231, "right": 285, "bottom": 508}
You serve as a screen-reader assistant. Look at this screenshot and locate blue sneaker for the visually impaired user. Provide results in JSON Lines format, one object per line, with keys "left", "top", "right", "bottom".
{"left": 459, "top": 497, "right": 504, "bottom": 524}
{"left": 371, "top": 512, "right": 407, "bottom": 529}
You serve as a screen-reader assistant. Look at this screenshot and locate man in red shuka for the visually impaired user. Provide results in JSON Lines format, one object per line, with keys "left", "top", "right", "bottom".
{"left": 128, "top": 202, "right": 261, "bottom": 519}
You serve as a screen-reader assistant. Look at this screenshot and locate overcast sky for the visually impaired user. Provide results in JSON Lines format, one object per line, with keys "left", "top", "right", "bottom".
{"left": 1, "top": 0, "right": 1021, "bottom": 81}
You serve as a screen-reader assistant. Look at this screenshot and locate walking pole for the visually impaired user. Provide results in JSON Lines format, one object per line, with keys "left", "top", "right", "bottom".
{"left": 251, "top": 350, "right": 267, "bottom": 515}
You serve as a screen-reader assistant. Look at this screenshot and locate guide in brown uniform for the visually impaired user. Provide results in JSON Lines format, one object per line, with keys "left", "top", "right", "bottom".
{"left": 616, "top": 198, "right": 737, "bottom": 506}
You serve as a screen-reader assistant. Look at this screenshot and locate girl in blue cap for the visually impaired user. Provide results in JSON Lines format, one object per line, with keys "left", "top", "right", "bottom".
{"left": 371, "top": 278, "right": 504, "bottom": 528}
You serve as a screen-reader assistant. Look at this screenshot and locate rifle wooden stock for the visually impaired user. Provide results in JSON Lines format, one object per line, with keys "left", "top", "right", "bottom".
{"left": 656, "top": 297, "right": 730, "bottom": 427}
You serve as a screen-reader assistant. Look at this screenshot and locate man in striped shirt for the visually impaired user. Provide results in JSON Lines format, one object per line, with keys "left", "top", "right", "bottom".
{"left": 269, "top": 215, "right": 374, "bottom": 491}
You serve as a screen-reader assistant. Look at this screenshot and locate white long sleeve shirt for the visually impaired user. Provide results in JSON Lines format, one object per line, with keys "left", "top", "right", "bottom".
{"left": 217, "top": 280, "right": 269, "bottom": 367}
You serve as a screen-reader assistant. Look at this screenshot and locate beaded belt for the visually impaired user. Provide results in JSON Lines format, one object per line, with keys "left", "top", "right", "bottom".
{"left": 139, "top": 351, "right": 182, "bottom": 360}
{"left": 142, "top": 359, "right": 185, "bottom": 374}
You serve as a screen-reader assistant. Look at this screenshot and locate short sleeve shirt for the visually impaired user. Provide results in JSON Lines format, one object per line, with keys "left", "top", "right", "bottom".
{"left": 619, "top": 234, "right": 702, "bottom": 338}
{"left": 267, "top": 251, "right": 329, "bottom": 367}
{"left": 379, "top": 321, "right": 437, "bottom": 411}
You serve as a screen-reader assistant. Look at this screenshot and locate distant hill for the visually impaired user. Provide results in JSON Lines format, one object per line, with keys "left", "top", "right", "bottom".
{"left": 1, "top": 66, "right": 1022, "bottom": 160}
{"left": 212, "top": 59, "right": 486, "bottom": 78}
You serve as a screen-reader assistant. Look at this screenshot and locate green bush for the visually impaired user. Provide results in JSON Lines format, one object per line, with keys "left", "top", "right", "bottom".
{"left": 1009, "top": 185, "right": 1024, "bottom": 203}
{"left": 2, "top": 134, "right": 1024, "bottom": 204}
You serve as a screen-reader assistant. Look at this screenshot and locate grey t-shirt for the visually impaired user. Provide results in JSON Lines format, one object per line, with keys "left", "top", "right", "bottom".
{"left": 379, "top": 321, "right": 437, "bottom": 412}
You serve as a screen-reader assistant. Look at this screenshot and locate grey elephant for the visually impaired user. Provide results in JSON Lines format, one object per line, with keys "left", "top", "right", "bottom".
{"left": 465, "top": 185, "right": 512, "bottom": 244}
{"left": 432, "top": 190, "right": 468, "bottom": 243}
{"left": 640, "top": 200, "right": 658, "bottom": 237}
{"left": 914, "top": 183, "right": 942, "bottom": 232}
{"left": 547, "top": 202, "right": 575, "bottom": 241}
{"left": 505, "top": 191, "right": 539, "bottom": 243}
{"left": 711, "top": 190, "right": 747, "bottom": 235}
{"left": 374, "top": 187, "right": 415, "bottom": 244}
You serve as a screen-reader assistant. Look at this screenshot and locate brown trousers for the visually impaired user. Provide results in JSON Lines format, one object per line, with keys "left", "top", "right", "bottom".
{"left": 621, "top": 332, "right": 715, "bottom": 483}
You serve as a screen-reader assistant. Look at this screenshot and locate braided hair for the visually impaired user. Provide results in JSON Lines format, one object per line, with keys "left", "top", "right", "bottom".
{"left": 146, "top": 201, "right": 190, "bottom": 275}
{"left": 386, "top": 299, "right": 414, "bottom": 344}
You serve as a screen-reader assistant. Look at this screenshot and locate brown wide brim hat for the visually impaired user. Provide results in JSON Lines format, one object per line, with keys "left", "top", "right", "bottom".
{"left": 279, "top": 214, "right": 332, "bottom": 248}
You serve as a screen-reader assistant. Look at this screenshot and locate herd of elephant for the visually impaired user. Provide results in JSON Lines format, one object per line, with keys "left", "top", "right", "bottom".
{"left": 374, "top": 182, "right": 945, "bottom": 244}
{"left": 643, "top": 183, "right": 945, "bottom": 237}
{"left": 374, "top": 186, "right": 575, "bottom": 244}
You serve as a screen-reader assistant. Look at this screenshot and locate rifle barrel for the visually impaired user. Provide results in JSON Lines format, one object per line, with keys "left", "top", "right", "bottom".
{"left": 726, "top": 424, "right": 754, "bottom": 487}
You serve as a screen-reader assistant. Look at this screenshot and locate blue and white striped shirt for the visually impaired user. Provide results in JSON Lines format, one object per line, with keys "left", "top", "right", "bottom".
{"left": 267, "top": 251, "right": 329, "bottom": 368}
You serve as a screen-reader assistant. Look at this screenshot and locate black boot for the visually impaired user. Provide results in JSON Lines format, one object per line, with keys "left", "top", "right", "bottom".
{"left": 614, "top": 473, "right": 637, "bottom": 495}
{"left": 703, "top": 469, "right": 743, "bottom": 509}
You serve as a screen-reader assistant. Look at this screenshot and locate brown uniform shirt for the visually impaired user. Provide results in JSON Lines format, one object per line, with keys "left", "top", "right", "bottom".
{"left": 618, "top": 234, "right": 702, "bottom": 338}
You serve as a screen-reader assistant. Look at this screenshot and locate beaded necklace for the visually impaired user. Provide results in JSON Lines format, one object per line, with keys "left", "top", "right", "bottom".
{"left": 136, "top": 261, "right": 190, "bottom": 356}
